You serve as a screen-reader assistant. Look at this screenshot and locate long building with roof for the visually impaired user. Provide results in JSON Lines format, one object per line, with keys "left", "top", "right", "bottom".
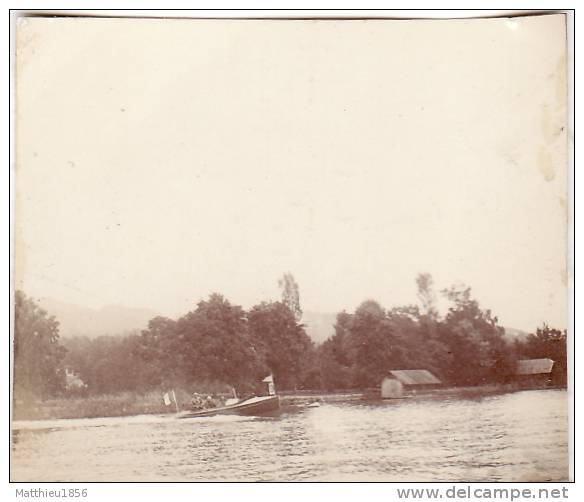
{"left": 381, "top": 369, "right": 442, "bottom": 398}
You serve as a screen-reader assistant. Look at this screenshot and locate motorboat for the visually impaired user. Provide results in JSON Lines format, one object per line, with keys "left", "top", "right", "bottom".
{"left": 177, "top": 374, "right": 279, "bottom": 418}
{"left": 177, "top": 394, "right": 280, "bottom": 419}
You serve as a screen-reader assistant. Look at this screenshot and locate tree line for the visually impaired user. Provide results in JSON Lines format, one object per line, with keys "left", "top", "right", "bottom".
{"left": 13, "top": 273, "right": 567, "bottom": 400}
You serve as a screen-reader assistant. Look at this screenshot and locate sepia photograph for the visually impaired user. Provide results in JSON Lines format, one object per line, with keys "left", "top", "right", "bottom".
{"left": 10, "top": 10, "right": 572, "bottom": 483}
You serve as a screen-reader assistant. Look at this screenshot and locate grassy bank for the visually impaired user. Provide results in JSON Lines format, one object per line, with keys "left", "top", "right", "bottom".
{"left": 12, "top": 388, "right": 197, "bottom": 421}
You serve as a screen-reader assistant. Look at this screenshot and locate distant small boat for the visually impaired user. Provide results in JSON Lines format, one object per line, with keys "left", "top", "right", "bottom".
{"left": 177, "top": 395, "right": 280, "bottom": 419}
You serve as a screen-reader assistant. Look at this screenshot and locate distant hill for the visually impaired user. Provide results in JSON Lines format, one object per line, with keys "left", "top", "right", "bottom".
{"left": 503, "top": 326, "right": 530, "bottom": 341}
{"left": 36, "top": 298, "right": 158, "bottom": 338}
{"left": 37, "top": 298, "right": 337, "bottom": 342}
{"left": 300, "top": 311, "right": 530, "bottom": 346}
{"left": 302, "top": 311, "right": 337, "bottom": 344}
{"left": 34, "top": 297, "right": 530, "bottom": 345}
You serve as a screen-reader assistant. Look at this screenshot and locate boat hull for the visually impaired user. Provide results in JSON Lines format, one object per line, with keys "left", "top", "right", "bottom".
{"left": 177, "top": 395, "right": 280, "bottom": 419}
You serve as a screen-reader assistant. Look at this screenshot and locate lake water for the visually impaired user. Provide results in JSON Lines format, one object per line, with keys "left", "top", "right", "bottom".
{"left": 11, "top": 389, "right": 569, "bottom": 482}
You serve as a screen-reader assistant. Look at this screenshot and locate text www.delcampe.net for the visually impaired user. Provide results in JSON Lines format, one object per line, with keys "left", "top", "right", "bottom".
{"left": 396, "top": 486, "right": 569, "bottom": 501}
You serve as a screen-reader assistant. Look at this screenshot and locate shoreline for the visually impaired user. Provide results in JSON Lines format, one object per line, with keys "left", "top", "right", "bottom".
{"left": 11, "top": 384, "right": 565, "bottom": 423}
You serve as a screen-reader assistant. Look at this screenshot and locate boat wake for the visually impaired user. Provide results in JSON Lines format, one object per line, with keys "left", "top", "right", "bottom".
{"left": 12, "top": 411, "right": 263, "bottom": 432}
{"left": 12, "top": 414, "right": 176, "bottom": 431}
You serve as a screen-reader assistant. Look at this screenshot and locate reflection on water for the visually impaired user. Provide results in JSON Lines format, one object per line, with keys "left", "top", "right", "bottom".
{"left": 11, "top": 389, "right": 569, "bottom": 482}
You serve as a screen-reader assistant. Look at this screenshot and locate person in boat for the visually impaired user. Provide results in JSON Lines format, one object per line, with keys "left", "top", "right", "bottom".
{"left": 191, "top": 392, "right": 226, "bottom": 410}
{"left": 191, "top": 392, "right": 205, "bottom": 411}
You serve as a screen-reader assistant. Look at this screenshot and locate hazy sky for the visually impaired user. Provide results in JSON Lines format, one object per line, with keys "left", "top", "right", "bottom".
{"left": 15, "top": 15, "right": 568, "bottom": 332}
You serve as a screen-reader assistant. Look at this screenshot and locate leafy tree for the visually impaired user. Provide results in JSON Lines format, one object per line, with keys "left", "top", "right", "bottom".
{"left": 13, "top": 291, "right": 66, "bottom": 399}
{"left": 517, "top": 324, "right": 567, "bottom": 386}
{"left": 347, "top": 300, "right": 402, "bottom": 387}
{"left": 247, "top": 301, "right": 314, "bottom": 389}
{"left": 415, "top": 273, "right": 441, "bottom": 346}
{"left": 137, "top": 317, "right": 180, "bottom": 388}
{"left": 416, "top": 272, "right": 438, "bottom": 320}
{"left": 317, "top": 312, "right": 354, "bottom": 390}
{"left": 299, "top": 346, "right": 323, "bottom": 390}
{"left": 278, "top": 273, "right": 302, "bottom": 322}
{"left": 439, "top": 285, "right": 511, "bottom": 385}
{"left": 386, "top": 305, "right": 452, "bottom": 380}
{"left": 318, "top": 301, "right": 448, "bottom": 390}
{"left": 61, "top": 336, "right": 93, "bottom": 387}
{"left": 35, "top": 272, "right": 546, "bottom": 399}
{"left": 316, "top": 277, "right": 516, "bottom": 391}
{"left": 175, "top": 294, "right": 265, "bottom": 392}
{"left": 64, "top": 334, "right": 154, "bottom": 395}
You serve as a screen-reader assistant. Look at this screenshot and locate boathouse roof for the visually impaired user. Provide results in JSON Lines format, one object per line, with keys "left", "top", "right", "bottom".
{"left": 515, "top": 358, "right": 554, "bottom": 375}
{"left": 389, "top": 369, "right": 441, "bottom": 386}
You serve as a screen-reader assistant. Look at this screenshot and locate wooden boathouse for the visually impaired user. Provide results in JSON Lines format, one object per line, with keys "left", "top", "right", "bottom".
{"left": 381, "top": 369, "right": 441, "bottom": 398}
{"left": 513, "top": 358, "right": 555, "bottom": 387}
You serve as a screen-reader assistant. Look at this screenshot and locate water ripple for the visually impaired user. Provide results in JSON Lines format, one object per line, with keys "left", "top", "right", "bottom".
{"left": 11, "top": 389, "right": 568, "bottom": 481}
